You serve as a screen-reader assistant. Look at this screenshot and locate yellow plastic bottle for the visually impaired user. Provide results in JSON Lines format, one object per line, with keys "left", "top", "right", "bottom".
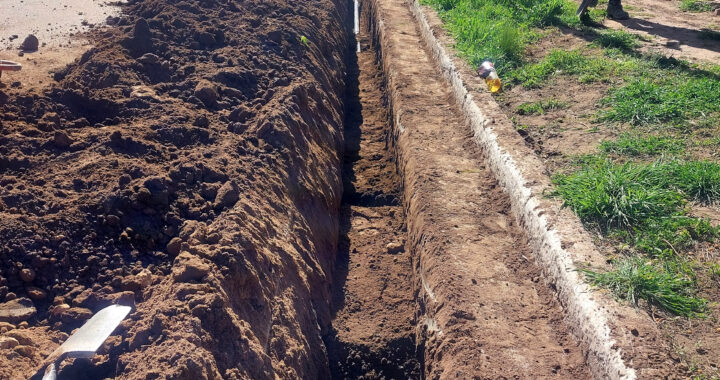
{"left": 477, "top": 61, "right": 501, "bottom": 93}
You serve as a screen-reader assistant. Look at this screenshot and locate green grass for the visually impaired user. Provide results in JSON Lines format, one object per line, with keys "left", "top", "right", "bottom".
{"left": 517, "top": 99, "right": 567, "bottom": 115}
{"left": 600, "top": 134, "right": 685, "bottom": 156}
{"left": 554, "top": 158, "right": 720, "bottom": 315}
{"left": 592, "top": 29, "right": 640, "bottom": 51}
{"left": 584, "top": 258, "right": 706, "bottom": 317}
{"left": 553, "top": 159, "right": 720, "bottom": 228}
{"left": 599, "top": 76, "right": 720, "bottom": 127}
{"left": 510, "top": 49, "right": 618, "bottom": 87}
{"left": 680, "top": 0, "right": 714, "bottom": 12}
{"left": 421, "top": 0, "right": 586, "bottom": 72}
{"left": 552, "top": 159, "right": 686, "bottom": 231}
{"left": 665, "top": 161, "right": 720, "bottom": 204}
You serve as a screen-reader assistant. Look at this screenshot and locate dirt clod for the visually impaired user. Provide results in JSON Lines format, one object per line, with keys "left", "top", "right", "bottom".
{"left": 0, "top": 298, "right": 36, "bottom": 323}
{"left": 385, "top": 241, "right": 404, "bottom": 254}
{"left": 172, "top": 251, "right": 210, "bottom": 282}
{"left": 213, "top": 181, "right": 239, "bottom": 209}
{"left": 25, "top": 287, "right": 47, "bottom": 301}
{"left": 194, "top": 80, "right": 219, "bottom": 108}
{"left": 0, "top": 337, "right": 19, "bottom": 350}
{"left": 53, "top": 131, "right": 73, "bottom": 148}
{"left": 166, "top": 237, "right": 182, "bottom": 256}
{"left": 19, "top": 268, "right": 36, "bottom": 283}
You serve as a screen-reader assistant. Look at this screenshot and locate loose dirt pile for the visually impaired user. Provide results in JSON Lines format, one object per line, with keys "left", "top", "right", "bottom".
{"left": 0, "top": 0, "right": 350, "bottom": 378}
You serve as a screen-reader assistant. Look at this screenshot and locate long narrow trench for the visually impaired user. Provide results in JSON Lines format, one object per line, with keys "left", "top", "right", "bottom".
{"left": 323, "top": 7, "right": 423, "bottom": 379}
{"left": 325, "top": 0, "right": 592, "bottom": 378}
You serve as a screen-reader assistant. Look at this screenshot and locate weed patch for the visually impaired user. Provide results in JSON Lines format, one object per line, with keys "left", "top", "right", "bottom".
{"left": 554, "top": 158, "right": 720, "bottom": 314}
{"left": 680, "top": 0, "right": 714, "bottom": 12}
{"left": 592, "top": 29, "right": 640, "bottom": 51}
{"left": 421, "top": 0, "right": 586, "bottom": 72}
{"left": 584, "top": 258, "right": 706, "bottom": 317}
{"left": 510, "top": 49, "right": 616, "bottom": 87}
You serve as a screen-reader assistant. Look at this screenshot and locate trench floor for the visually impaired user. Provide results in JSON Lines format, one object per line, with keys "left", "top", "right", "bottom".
{"left": 323, "top": 12, "right": 423, "bottom": 380}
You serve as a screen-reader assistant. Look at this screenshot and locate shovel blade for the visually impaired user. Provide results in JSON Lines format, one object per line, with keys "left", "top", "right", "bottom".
{"left": 51, "top": 304, "right": 131, "bottom": 360}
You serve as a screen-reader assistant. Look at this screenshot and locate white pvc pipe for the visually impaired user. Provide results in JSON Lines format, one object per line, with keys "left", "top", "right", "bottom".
{"left": 354, "top": 0, "right": 360, "bottom": 52}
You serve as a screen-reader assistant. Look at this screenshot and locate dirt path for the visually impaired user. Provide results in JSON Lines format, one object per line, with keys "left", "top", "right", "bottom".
{"left": 323, "top": 17, "right": 421, "bottom": 378}
{"left": 605, "top": 0, "right": 720, "bottom": 63}
{"left": 360, "top": 0, "right": 592, "bottom": 377}
{"left": 0, "top": 0, "right": 123, "bottom": 91}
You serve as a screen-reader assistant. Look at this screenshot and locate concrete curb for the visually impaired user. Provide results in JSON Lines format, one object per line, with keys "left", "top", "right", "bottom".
{"left": 407, "top": 1, "right": 635, "bottom": 378}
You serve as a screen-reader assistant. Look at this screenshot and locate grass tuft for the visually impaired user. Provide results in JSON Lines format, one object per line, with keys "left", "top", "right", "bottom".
{"left": 680, "top": 0, "right": 714, "bottom": 12}
{"left": 510, "top": 49, "right": 614, "bottom": 87}
{"left": 517, "top": 99, "right": 567, "bottom": 115}
{"left": 552, "top": 160, "right": 685, "bottom": 230}
{"left": 665, "top": 161, "right": 720, "bottom": 204}
{"left": 584, "top": 258, "right": 706, "bottom": 317}
{"left": 599, "top": 134, "right": 684, "bottom": 156}
{"left": 592, "top": 29, "right": 640, "bottom": 51}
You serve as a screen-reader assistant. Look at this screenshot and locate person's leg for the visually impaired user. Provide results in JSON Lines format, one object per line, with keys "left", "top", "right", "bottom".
{"left": 607, "top": 0, "right": 630, "bottom": 19}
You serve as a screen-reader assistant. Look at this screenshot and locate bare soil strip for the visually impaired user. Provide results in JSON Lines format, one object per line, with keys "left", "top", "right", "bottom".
{"left": 362, "top": 0, "right": 591, "bottom": 377}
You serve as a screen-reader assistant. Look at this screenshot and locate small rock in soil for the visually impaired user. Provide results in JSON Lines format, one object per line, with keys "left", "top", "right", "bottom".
{"left": 53, "top": 131, "right": 73, "bottom": 148}
{"left": 122, "top": 269, "right": 152, "bottom": 291}
{"left": 20, "top": 34, "right": 38, "bottom": 51}
{"left": 57, "top": 307, "right": 93, "bottom": 324}
{"left": 137, "top": 53, "right": 160, "bottom": 65}
{"left": 0, "top": 298, "right": 36, "bottom": 323}
{"left": 386, "top": 241, "right": 404, "bottom": 254}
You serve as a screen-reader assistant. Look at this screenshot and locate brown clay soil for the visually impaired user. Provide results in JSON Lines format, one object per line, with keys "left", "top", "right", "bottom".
{"left": 0, "top": 0, "right": 351, "bottom": 378}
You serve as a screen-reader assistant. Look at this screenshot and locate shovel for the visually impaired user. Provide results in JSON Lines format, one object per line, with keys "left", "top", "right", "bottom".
{"left": 576, "top": 0, "right": 599, "bottom": 15}
{"left": 40, "top": 304, "right": 132, "bottom": 380}
{"left": 0, "top": 60, "right": 22, "bottom": 79}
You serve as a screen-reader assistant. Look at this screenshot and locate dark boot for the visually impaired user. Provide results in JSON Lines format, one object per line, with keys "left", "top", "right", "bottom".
{"left": 607, "top": 0, "right": 630, "bottom": 19}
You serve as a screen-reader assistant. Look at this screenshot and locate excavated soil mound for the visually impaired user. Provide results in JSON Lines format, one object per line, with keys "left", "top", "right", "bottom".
{"left": 0, "top": 0, "right": 351, "bottom": 378}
